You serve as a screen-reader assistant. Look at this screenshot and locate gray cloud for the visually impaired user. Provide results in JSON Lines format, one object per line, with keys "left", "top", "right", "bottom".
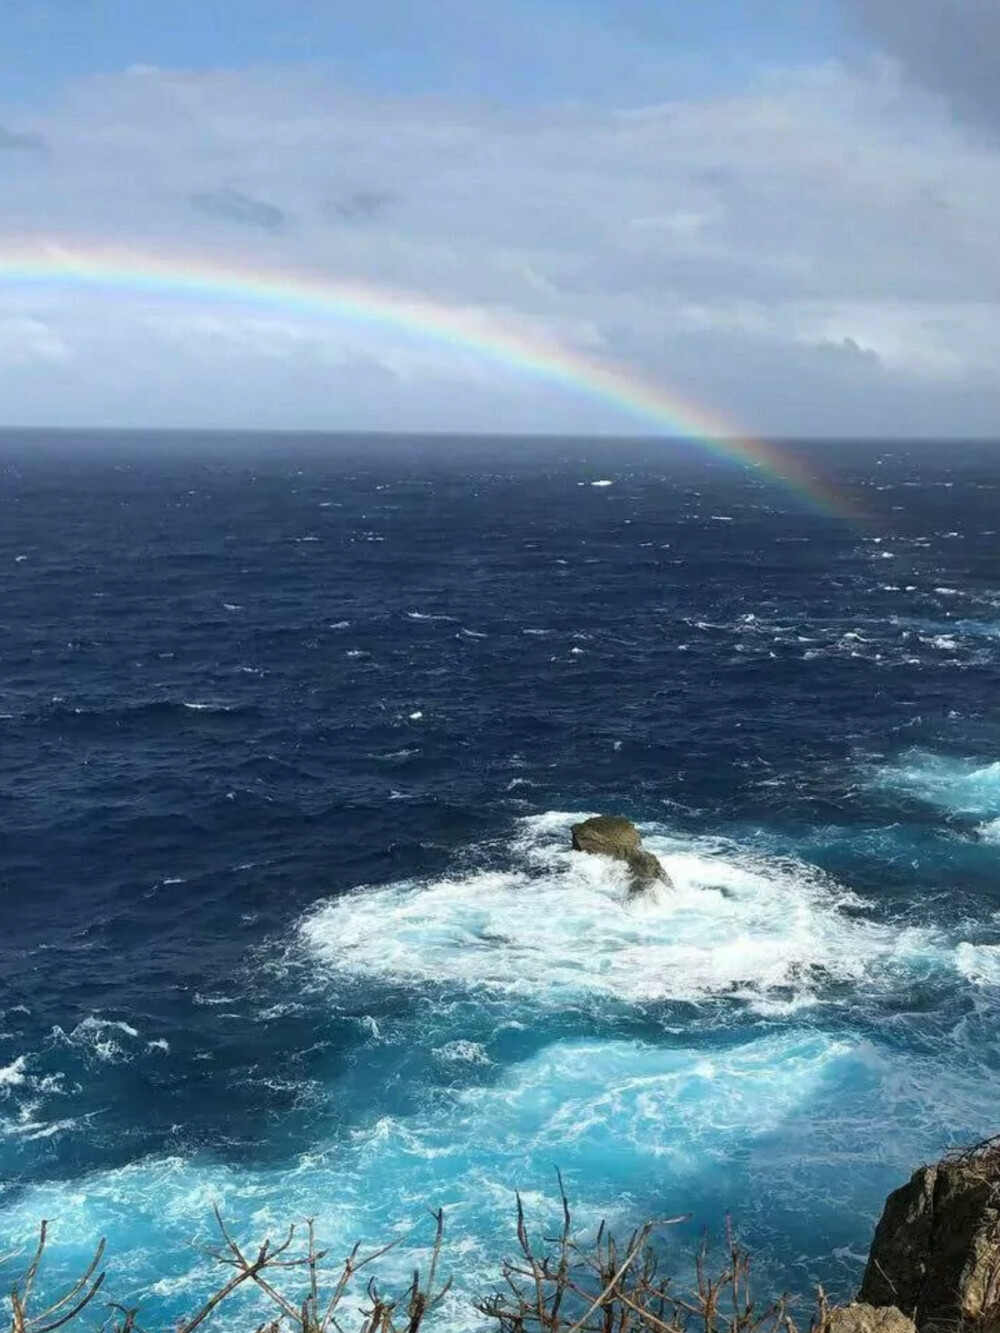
{"left": 0, "top": 62, "right": 998, "bottom": 435}
{"left": 841, "top": 0, "right": 1000, "bottom": 131}
{"left": 333, "top": 189, "right": 396, "bottom": 223}
{"left": 189, "top": 185, "right": 286, "bottom": 232}
{"left": 0, "top": 125, "right": 49, "bottom": 155}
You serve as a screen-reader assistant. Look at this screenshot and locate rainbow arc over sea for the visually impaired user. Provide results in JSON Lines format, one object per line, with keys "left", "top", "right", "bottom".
{"left": 0, "top": 240, "right": 858, "bottom": 518}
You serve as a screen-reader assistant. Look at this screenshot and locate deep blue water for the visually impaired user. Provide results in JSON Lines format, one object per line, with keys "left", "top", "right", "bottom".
{"left": 3, "top": 432, "right": 1000, "bottom": 1326}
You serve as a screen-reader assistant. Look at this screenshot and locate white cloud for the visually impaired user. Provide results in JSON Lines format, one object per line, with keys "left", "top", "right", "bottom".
{"left": 0, "top": 316, "right": 70, "bottom": 364}
{"left": 0, "top": 58, "right": 998, "bottom": 434}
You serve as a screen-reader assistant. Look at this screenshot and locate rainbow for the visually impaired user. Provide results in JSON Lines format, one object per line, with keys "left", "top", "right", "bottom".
{"left": 0, "top": 240, "right": 857, "bottom": 518}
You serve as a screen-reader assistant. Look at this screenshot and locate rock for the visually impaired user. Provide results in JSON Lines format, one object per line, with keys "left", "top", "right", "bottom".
{"left": 571, "top": 815, "right": 643, "bottom": 859}
{"left": 570, "top": 815, "right": 672, "bottom": 893}
{"left": 625, "top": 847, "right": 669, "bottom": 886}
{"left": 860, "top": 1148, "right": 1000, "bottom": 1332}
{"left": 827, "top": 1304, "right": 916, "bottom": 1333}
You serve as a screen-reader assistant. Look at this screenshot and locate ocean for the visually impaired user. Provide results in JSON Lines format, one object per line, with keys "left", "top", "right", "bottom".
{"left": 2, "top": 431, "right": 1000, "bottom": 1326}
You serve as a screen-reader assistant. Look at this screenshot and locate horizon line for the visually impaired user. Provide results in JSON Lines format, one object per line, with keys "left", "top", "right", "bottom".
{"left": 1, "top": 424, "right": 997, "bottom": 444}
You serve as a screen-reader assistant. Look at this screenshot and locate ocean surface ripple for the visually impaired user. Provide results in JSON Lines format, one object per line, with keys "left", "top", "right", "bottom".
{"left": 2, "top": 434, "right": 1000, "bottom": 1326}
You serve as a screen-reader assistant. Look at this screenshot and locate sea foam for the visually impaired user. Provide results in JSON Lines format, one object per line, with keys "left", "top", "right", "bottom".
{"left": 874, "top": 750, "right": 1000, "bottom": 818}
{"left": 299, "top": 812, "right": 943, "bottom": 1012}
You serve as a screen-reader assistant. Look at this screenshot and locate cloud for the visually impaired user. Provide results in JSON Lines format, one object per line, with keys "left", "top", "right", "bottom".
{"left": 840, "top": 0, "right": 1000, "bottom": 132}
{"left": 0, "top": 125, "right": 49, "bottom": 155}
{"left": 332, "top": 189, "right": 396, "bottom": 223}
{"left": 0, "top": 60, "right": 998, "bottom": 435}
{"left": 189, "top": 185, "right": 286, "bottom": 231}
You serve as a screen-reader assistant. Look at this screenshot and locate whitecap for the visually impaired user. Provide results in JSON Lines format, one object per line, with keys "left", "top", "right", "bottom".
{"left": 955, "top": 942, "right": 1000, "bottom": 986}
{"left": 590, "top": 479, "right": 614, "bottom": 487}
{"left": 0, "top": 1030, "right": 864, "bottom": 1326}
{"left": 433, "top": 1040, "right": 492, "bottom": 1066}
{"left": 874, "top": 751, "right": 1000, "bottom": 817}
{"left": 21, "top": 1117, "right": 80, "bottom": 1141}
{"left": 0, "top": 1056, "right": 28, "bottom": 1090}
{"left": 51, "top": 1016, "right": 142, "bottom": 1063}
{"left": 299, "top": 813, "right": 941, "bottom": 1009}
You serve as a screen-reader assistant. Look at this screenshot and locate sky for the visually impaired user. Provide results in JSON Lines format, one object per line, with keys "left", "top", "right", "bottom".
{"left": 0, "top": 0, "right": 998, "bottom": 437}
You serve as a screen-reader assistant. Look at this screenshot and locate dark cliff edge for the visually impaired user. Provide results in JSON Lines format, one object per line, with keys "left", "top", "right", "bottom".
{"left": 857, "top": 1138, "right": 1000, "bottom": 1333}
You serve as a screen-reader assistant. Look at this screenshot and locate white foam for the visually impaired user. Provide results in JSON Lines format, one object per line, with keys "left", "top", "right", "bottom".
{"left": 20, "top": 1117, "right": 80, "bottom": 1142}
{"left": 299, "top": 813, "right": 941, "bottom": 1009}
{"left": 0, "top": 1030, "right": 855, "bottom": 1325}
{"left": 955, "top": 943, "right": 1000, "bottom": 986}
{"left": 875, "top": 751, "right": 1000, "bottom": 817}
{"left": 433, "top": 1040, "right": 492, "bottom": 1066}
{"left": 0, "top": 1056, "right": 28, "bottom": 1089}
{"left": 590, "top": 479, "right": 614, "bottom": 487}
{"left": 51, "top": 1016, "right": 142, "bottom": 1063}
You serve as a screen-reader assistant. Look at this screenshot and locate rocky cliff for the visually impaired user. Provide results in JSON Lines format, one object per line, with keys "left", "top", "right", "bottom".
{"left": 858, "top": 1140, "right": 1000, "bottom": 1333}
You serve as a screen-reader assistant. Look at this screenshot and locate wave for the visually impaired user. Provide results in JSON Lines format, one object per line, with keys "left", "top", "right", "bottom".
{"left": 1, "top": 1024, "right": 994, "bottom": 1329}
{"left": 873, "top": 750, "right": 1000, "bottom": 818}
{"left": 0, "top": 1055, "right": 28, "bottom": 1089}
{"left": 0, "top": 1030, "right": 871, "bottom": 1322}
{"left": 5, "top": 811, "right": 1000, "bottom": 1325}
{"left": 27, "top": 698, "right": 260, "bottom": 731}
{"left": 298, "top": 812, "right": 944, "bottom": 1013}
{"left": 954, "top": 942, "right": 1000, "bottom": 986}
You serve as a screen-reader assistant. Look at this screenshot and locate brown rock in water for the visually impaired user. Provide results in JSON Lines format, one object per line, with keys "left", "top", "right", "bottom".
{"left": 860, "top": 1146, "right": 1000, "bottom": 1331}
{"left": 571, "top": 815, "right": 643, "bottom": 859}
{"left": 625, "top": 847, "right": 669, "bottom": 887}
{"left": 570, "top": 815, "right": 672, "bottom": 892}
{"left": 827, "top": 1305, "right": 916, "bottom": 1333}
